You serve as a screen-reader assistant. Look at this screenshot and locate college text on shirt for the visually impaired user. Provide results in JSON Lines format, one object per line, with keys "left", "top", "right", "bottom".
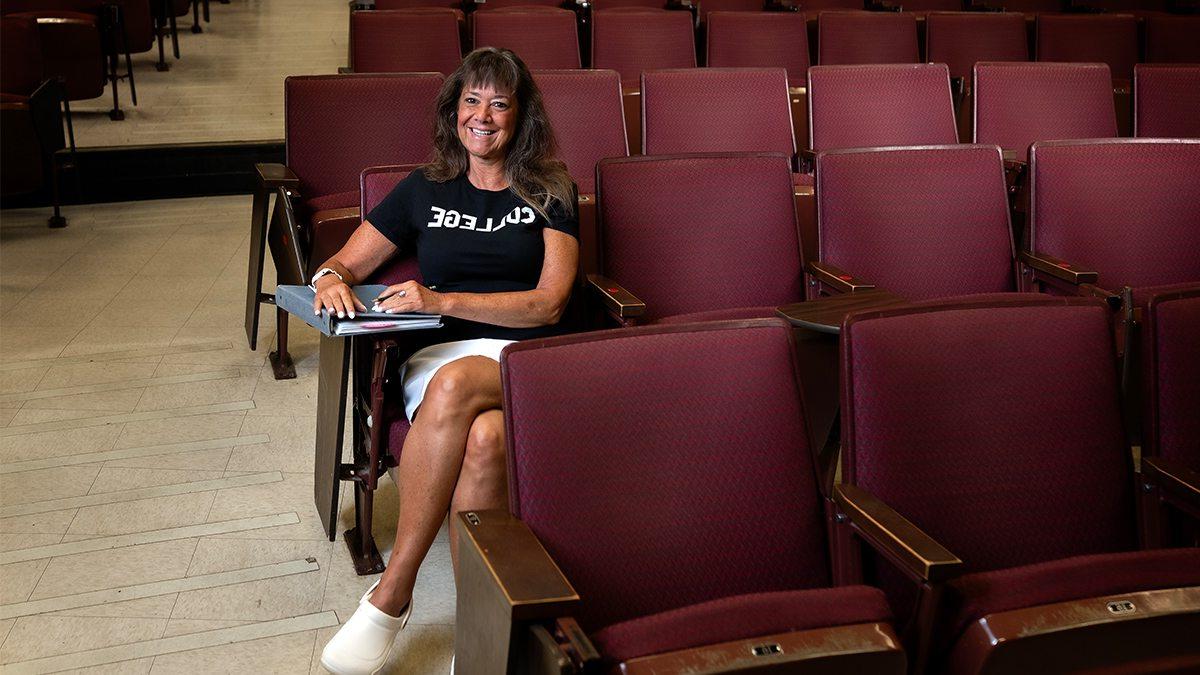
{"left": 426, "top": 206, "right": 536, "bottom": 232}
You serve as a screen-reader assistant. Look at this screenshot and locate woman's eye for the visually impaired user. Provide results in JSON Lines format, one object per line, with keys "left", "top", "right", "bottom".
{"left": 464, "top": 97, "right": 478, "bottom": 104}
{"left": 492, "top": 102, "right": 508, "bottom": 110}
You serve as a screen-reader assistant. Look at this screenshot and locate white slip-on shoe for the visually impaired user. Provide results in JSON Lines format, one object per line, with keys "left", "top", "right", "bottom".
{"left": 321, "top": 581, "right": 412, "bottom": 675}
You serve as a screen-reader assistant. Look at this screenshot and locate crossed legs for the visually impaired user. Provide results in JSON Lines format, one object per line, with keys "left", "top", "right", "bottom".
{"left": 368, "top": 356, "right": 507, "bottom": 616}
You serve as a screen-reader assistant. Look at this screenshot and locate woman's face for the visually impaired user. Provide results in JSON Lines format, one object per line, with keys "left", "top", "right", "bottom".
{"left": 456, "top": 83, "right": 518, "bottom": 163}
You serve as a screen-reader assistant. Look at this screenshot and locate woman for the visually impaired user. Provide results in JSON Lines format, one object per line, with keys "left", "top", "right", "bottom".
{"left": 317, "top": 47, "right": 578, "bottom": 674}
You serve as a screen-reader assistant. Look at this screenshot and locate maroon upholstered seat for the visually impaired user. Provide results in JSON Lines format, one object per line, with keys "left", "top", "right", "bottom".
{"left": 471, "top": 8, "right": 579, "bottom": 69}
{"left": 814, "top": 145, "right": 1014, "bottom": 300}
{"left": 1144, "top": 14, "right": 1200, "bottom": 63}
{"left": 374, "top": 0, "right": 462, "bottom": 7}
{"left": 925, "top": 11, "right": 1028, "bottom": 82}
{"left": 973, "top": 62, "right": 1116, "bottom": 162}
{"left": 591, "top": 9, "right": 695, "bottom": 86}
{"left": 1134, "top": 64, "right": 1200, "bottom": 138}
{"left": 492, "top": 319, "right": 904, "bottom": 670}
{"left": 1, "top": 15, "right": 43, "bottom": 95}
{"left": 641, "top": 68, "right": 794, "bottom": 157}
{"left": 1140, "top": 285, "right": 1200, "bottom": 470}
{"left": 1036, "top": 14, "right": 1137, "bottom": 81}
{"left": 469, "top": 0, "right": 565, "bottom": 10}
{"left": 350, "top": 9, "right": 462, "bottom": 75}
{"left": 808, "top": 63, "right": 958, "bottom": 151}
{"left": 534, "top": 70, "right": 627, "bottom": 195}
{"left": 705, "top": 11, "right": 809, "bottom": 87}
{"left": 595, "top": 153, "right": 803, "bottom": 323}
{"left": 817, "top": 11, "right": 919, "bottom": 65}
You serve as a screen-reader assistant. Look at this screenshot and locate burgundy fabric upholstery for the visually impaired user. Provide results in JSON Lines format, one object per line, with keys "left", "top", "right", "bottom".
{"left": 534, "top": 69, "right": 627, "bottom": 194}
{"left": 816, "top": 145, "right": 1014, "bottom": 300}
{"left": 925, "top": 12, "right": 1029, "bottom": 81}
{"left": 284, "top": 73, "right": 441, "bottom": 204}
{"left": 592, "top": 586, "right": 893, "bottom": 662}
{"left": 705, "top": 12, "right": 809, "bottom": 87}
{"left": 790, "top": 0, "right": 860, "bottom": 8}
{"left": 1145, "top": 15, "right": 1200, "bottom": 63}
{"left": 591, "top": 9, "right": 695, "bottom": 86}
{"left": 596, "top": 154, "right": 802, "bottom": 323}
{"left": 1140, "top": 285, "right": 1200, "bottom": 468}
{"left": 654, "top": 305, "right": 777, "bottom": 324}
{"left": 374, "top": 0, "right": 461, "bottom": 8}
{"left": 1036, "top": 14, "right": 1137, "bottom": 81}
{"left": 892, "top": 0, "right": 959, "bottom": 9}
{"left": 1029, "top": 139, "right": 1200, "bottom": 290}
{"left": 1134, "top": 64, "right": 1200, "bottom": 139}
{"left": 472, "top": 8, "right": 579, "bottom": 70}
{"left": 943, "top": 548, "right": 1200, "bottom": 638}
{"left": 1, "top": 15, "right": 43, "bottom": 95}
{"left": 808, "top": 64, "right": 958, "bottom": 151}
{"left": 351, "top": 9, "right": 462, "bottom": 75}
{"left": 842, "top": 296, "right": 1135, "bottom": 577}
{"left": 994, "top": 0, "right": 1061, "bottom": 10}
{"left": 1, "top": 96, "right": 43, "bottom": 196}
{"left": 504, "top": 320, "right": 826, "bottom": 633}
{"left": 973, "top": 62, "right": 1116, "bottom": 162}
{"left": 642, "top": 68, "right": 794, "bottom": 156}
{"left": 304, "top": 190, "right": 359, "bottom": 214}
{"left": 13, "top": 11, "right": 104, "bottom": 101}
{"left": 817, "top": 11, "right": 919, "bottom": 66}
{"left": 471, "top": 0, "right": 565, "bottom": 9}
{"left": 111, "top": 0, "right": 153, "bottom": 54}
{"left": 695, "top": 0, "right": 764, "bottom": 22}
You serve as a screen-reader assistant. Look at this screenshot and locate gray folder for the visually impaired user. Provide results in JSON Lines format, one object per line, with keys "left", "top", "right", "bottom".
{"left": 274, "top": 284, "right": 442, "bottom": 337}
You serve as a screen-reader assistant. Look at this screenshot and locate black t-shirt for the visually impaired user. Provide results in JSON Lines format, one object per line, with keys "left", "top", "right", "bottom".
{"left": 366, "top": 168, "right": 579, "bottom": 344}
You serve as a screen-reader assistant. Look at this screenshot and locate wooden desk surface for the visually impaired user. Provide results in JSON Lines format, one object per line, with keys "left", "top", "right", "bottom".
{"left": 776, "top": 290, "right": 909, "bottom": 334}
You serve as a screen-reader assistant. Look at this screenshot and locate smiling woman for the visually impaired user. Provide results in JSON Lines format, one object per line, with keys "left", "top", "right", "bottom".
{"left": 312, "top": 48, "right": 579, "bottom": 675}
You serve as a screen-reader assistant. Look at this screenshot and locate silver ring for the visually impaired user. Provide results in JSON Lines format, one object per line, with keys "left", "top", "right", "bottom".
{"left": 397, "top": 290, "right": 407, "bottom": 297}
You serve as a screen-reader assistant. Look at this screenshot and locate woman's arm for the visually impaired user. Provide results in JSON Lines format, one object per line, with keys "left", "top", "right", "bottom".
{"left": 312, "top": 221, "right": 399, "bottom": 317}
{"left": 374, "top": 228, "right": 579, "bottom": 327}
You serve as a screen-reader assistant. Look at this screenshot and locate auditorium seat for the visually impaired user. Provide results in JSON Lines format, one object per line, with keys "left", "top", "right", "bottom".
{"left": 468, "top": 0, "right": 569, "bottom": 9}
{"left": 374, "top": 0, "right": 462, "bottom": 8}
{"left": 534, "top": 69, "right": 627, "bottom": 278}
{"left": 810, "top": 145, "right": 1014, "bottom": 300}
{"left": 349, "top": 9, "right": 462, "bottom": 74}
{"left": 891, "top": 0, "right": 960, "bottom": 12}
{"left": 2, "top": 5, "right": 112, "bottom": 125}
{"left": 453, "top": 319, "right": 906, "bottom": 673}
{"left": 989, "top": 0, "right": 1062, "bottom": 10}
{"left": 591, "top": 153, "right": 803, "bottom": 325}
{"left": 836, "top": 294, "right": 1200, "bottom": 674}
{"left": 245, "top": 73, "right": 442, "bottom": 379}
{"left": 591, "top": 8, "right": 695, "bottom": 152}
{"left": 925, "top": 11, "right": 1028, "bottom": 141}
{"left": 1144, "top": 14, "right": 1200, "bottom": 63}
{"left": 472, "top": 8, "right": 580, "bottom": 69}
{"left": 1134, "top": 64, "right": 1200, "bottom": 138}
{"left": 1036, "top": 13, "right": 1137, "bottom": 135}
{"left": 817, "top": 11, "right": 919, "bottom": 65}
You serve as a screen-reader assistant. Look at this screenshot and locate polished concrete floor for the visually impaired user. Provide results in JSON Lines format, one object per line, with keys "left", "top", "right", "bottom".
{"left": 0, "top": 198, "right": 454, "bottom": 673}
{"left": 71, "top": 0, "right": 347, "bottom": 147}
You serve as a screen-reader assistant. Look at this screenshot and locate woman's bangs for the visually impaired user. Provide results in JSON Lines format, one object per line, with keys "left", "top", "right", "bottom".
{"left": 462, "top": 53, "right": 520, "bottom": 98}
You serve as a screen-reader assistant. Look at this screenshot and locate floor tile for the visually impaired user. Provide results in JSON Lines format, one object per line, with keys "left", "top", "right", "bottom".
{"left": 86, "top": 467, "right": 226, "bottom": 495}
{"left": 66, "top": 492, "right": 217, "bottom": 537}
{"left": 0, "top": 465, "right": 102, "bottom": 507}
{"left": 113, "top": 411, "right": 246, "bottom": 450}
{"left": 147, "top": 630, "right": 317, "bottom": 675}
{"left": 0, "top": 426, "right": 122, "bottom": 465}
{"left": 30, "top": 540, "right": 198, "bottom": 600}
{"left": 0, "top": 559, "right": 49, "bottom": 604}
{"left": 0, "top": 615, "right": 168, "bottom": 663}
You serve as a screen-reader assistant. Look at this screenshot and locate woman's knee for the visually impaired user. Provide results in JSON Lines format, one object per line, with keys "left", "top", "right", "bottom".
{"left": 463, "top": 411, "right": 506, "bottom": 470}
{"left": 422, "top": 357, "right": 499, "bottom": 415}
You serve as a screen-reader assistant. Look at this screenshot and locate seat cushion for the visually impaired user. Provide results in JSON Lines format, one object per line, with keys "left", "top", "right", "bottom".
{"left": 943, "top": 547, "right": 1200, "bottom": 639}
{"left": 304, "top": 189, "right": 359, "bottom": 214}
{"left": 591, "top": 586, "right": 892, "bottom": 663}
{"left": 655, "top": 305, "right": 779, "bottom": 325}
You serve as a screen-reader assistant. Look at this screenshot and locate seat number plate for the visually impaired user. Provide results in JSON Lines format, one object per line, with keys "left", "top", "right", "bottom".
{"left": 1107, "top": 600, "right": 1136, "bottom": 615}
{"left": 750, "top": 643, "right": 782, "bottom": 657}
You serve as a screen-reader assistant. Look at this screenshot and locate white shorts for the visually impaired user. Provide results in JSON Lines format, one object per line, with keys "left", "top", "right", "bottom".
{"left": 400, "top": 338, "right": 515, "bottom": 422}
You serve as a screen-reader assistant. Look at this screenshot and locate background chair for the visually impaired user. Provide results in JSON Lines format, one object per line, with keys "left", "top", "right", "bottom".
{"left": 1144, "top": 14, "right": 1200, "bottom": 63}
{"left": 245, "top": 73, "right": 442, "bottom": 380}
{"left": 1035, "top": 13, "right": 1137, "bottom": 135}
{"left": 817, "top": 11, "right": 919, "bottom": 65}
{"left": 349, "top": 9, "right": 462, "bottom": 74}
{"left": 1134, "top": 63, "right": 1200, "bottom": 138}
{"left": 454, "top": 319, "right": 906, "bottom": 672}
{"left": 471, "top": 7, "right": 580, "bottom": 69}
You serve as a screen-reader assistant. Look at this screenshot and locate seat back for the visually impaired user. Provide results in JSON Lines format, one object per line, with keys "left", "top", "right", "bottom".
{"left": 1134, "top": 64, "right": 1200, "bottom": 138}
{"left": 534, "top": 69, "right": 627, "bottom": 194}
{"left": 705, "top": 11, "right": 810, "bottom": 87}
{"left": 994, "top": 0, "right": 1063, "bottom": 10}
{"left": 893, "top": 0, "right": 960, "bottom": 8}
{"left": 1036, "top": 14, "right": 1137, "bottom": 81}
{"left": 350, "top": 9, "right": 462, "bottom": 75}
{"left": 591, "top": 9, "right": 695, "bottom": 86}
{"left": 597, "top": 153, "right": 803, "bottom": 322}
{"left": 1, "top": 95, "right": 43, "bottom": 197}
{"left": 361, "top": 165, "right": 424, "bottom": 286}
{"left": 1144, "top": 15, "right": 1200, "bottom": 64}
{"left": 973, "top": 62, "right": 1116, "bottom": 162}
{"left": 285, "top": 73, "right": 442, "bottom": 202}
{"left": 0, "top": 15, "right": 43, "bottom": 95}
{"left": 696, "top": 0, "right": 767, "bottom": 22}
{"left": 808, "top": 63, "right": 957, "bottom": 151}
{"left": 374, "top": 0, "right": 462, "bottom": 7}
{"left": 842, "top": 295, "right": 1134, "bottom": 574}
{"left": 642, "top": 68, "right": 794, "bottom": 156}
{"left": 925, "top": 12, "right": 1028, "bottom": 81}
{"left": 1028, "top": 139, "right": 1200, "bottom": 290}
{"left": 470, "top": 0, "right": 566, "bottom": 9}
{"left": 1142, "top": 286, "right": 1200, "bottom": 468}
{"left": 817, "top": 145, "right": 1015, "bottom": 300}
{"left": 472, "top": 8, "right": 580, "bottom": 69}
{"left": 504, "top": 319, "right": 827, "bottom": 631}
{"left": 818, "top": 11, "right": 919, "bottom": 65}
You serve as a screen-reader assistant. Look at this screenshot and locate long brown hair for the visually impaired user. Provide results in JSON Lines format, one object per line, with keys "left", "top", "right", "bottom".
{"left": 424, "top": 47, "right": 575, "bottom": 221}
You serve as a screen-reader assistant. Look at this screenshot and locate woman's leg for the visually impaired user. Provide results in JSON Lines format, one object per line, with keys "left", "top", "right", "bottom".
{"left": 369, "top": 356, "right": 501, "bottom": 616}
{"left": 447, "top": 408, "right": 507, "bottom": 569}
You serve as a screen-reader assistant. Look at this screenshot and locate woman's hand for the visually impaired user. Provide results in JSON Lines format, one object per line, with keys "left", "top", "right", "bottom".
{"left": 373, "top": 281, "right": 442, "bottom": 315}
{"left": 312, "top": 276, "right": 367, "bottom": 319}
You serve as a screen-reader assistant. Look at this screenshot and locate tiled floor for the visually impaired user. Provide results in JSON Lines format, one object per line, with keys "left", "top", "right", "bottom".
{"left": 0, "top": 198, "right": 454, "bottom": 673}
{"left": 69, "top": 0, "right": 347, "bottom": 148}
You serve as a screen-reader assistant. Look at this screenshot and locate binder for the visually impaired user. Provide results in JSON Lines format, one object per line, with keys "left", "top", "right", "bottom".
{"left": 274, "top": 284, "right": 443, "bottom": 337}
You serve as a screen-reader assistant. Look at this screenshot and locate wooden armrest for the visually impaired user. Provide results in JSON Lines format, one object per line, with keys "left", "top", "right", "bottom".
{"left": 1143, "top": 457, "right": 1200, "bottom": 517}
{"left": 835, "top": 484, "right": 963, "bottom": 583}
{"left": 807, "top": 261, "right": 875, "bottom": 294}
{"left": 1019, "top": 251, "right": 1099, "bottom": 286}
{"left": 586, "top": 274, "right": 646, "bottom": 319}
{"left": 256, "top": 163, "right": 300, "bottom": 190}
